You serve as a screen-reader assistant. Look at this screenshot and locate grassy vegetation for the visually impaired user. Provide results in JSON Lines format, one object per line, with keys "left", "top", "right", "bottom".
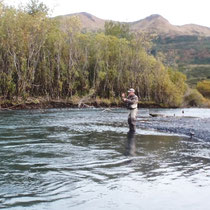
{"left": 178, "top": 64, "right": 210, "bottom": 86}
{"left": 153, "top": 35, "right": 210, "bottom": 87}
{"left": 152, "top": 35, "right": 210, "bottom": 106}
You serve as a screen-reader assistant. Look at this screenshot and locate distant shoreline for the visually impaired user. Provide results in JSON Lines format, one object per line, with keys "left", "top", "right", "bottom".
{"left": 0, "top": 97, "right": 171, "bottom": 111}
{"left": 1, "top": 101, "right": 209, "bottom": 111}
{"left": 1, "top": 96, "right": 209, "bottom": 111}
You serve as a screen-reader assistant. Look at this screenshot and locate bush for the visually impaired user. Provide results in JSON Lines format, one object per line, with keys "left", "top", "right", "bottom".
{"left": 197, "top": 80, "right": 210, "bottom": 98}
{"left": 183, "top": 89, "right": 205, "bottom": 107}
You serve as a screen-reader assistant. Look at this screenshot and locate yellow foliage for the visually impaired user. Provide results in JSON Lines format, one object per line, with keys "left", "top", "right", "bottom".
{"left": 197, "top": 80, "right": 210, "bottom": 98}
{"left": 184, "top": 89, "right": 205, "bottom": 107}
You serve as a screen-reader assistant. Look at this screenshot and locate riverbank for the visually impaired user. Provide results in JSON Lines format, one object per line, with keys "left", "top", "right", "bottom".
{"left": 1, "top": 97, "right": 210, "bottom": 141}
{"left": 0, "top": 97, "right": 164, "bottom": 110}
{"left": 138, "top": 115, "right": 210, "bottom": 141}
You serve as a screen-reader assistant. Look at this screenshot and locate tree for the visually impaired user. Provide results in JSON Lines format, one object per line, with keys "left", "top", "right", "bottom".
{"left": 0, "top": 1, "right": 189, "bottom": 107}
{"left": 184, "top": 89, "right": 205, "bottom": 107}
{"left": 104, "top": 21, "right": 133, "bottom": 40}
{"left": 25, "top": 0, "right": 48, "bottom": 16}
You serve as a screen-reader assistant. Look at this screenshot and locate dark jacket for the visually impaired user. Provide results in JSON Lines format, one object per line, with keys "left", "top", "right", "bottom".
{"left": 126, "top": 94, "right": 138, "bottom": 109}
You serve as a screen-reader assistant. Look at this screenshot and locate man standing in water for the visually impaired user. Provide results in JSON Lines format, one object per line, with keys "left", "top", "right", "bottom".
{"left": 122, "top": 88, "right": 138, "bottom": 133}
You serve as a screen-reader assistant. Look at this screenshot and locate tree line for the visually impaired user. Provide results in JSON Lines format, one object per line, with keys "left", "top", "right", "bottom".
{"left": 0, "top": 0, "right": 189, "bottom": 107}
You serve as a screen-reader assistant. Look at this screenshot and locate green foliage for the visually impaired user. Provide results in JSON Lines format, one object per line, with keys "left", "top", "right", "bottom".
{"left": 179, "top": 65, "right": 210, "bottom": 86}
{"left": 153, "top": 35, "right": 210, "bottom": 87}
{"left": 0, "top": 73, "right": 16, "bottom": 99}
{"left": 154, "top": 36, "right": 210, "bottom": 65}
{"left": 25, "top": 0, "right": 49, "bottom": 16}
{"left": 0, "top": 2, "right": 190, "bottom": 107}
{"left": 156, "top": 35, "right": 198, "bottom": 45}
{"left": 104, "top": 21, "right": 133, "bottom": 40}
{"left": 168, "top": 68, "right": 187, "bottom": 94}
{"left": 197, "top": 80, "right": 210, "bottom": 98}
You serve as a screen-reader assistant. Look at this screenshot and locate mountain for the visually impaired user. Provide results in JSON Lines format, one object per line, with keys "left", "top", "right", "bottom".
{"left": 57, "top": 12, "right": 210, "bottom": 37}
{"left": 130, "top": 14, "right": 210, "bottom": 37}
{"left": 56, "top": 12, "right": 106, "bottom": 31}
{"left": 56, "top": 12, "right": 210, "bottom": 85}
{"left": 130, "top": 14, "right": 177, "bottom": 35}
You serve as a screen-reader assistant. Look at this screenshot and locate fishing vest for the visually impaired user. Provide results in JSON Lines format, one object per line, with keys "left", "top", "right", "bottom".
{"left": 127, "top": 95, "right": 138, "bottom": 109}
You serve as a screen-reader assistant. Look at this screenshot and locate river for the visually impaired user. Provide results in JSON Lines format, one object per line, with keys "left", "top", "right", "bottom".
{"left": 0, "top": 108, "right": 210, "bottom": 209}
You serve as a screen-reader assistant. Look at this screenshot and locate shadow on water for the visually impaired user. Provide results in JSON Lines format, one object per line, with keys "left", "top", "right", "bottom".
{"left": 125, "top": 131, "right": 136, "bottom": 156}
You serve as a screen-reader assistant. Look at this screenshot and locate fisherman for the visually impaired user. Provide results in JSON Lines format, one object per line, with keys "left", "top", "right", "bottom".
{"left": 122, "top": 88, "right": 138, "bottom": 133}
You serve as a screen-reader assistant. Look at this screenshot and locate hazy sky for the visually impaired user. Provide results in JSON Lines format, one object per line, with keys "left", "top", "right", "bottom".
{"left": 5, "top": 0, "right": 210, "bottom": 27}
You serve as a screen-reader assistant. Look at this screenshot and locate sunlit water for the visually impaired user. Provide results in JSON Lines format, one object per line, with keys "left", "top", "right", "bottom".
{"left": 0, "top": 108, "right": 210, "bottom": 210}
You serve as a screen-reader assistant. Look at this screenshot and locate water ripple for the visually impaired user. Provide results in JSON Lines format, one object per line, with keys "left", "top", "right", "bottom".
{"left": 1, "top": 109, "right": 210, "bottom": 209}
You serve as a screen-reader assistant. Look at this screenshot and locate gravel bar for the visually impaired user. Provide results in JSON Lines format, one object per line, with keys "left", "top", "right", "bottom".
{"left": 137, "top": 116, "right": 210, "bottom": 141}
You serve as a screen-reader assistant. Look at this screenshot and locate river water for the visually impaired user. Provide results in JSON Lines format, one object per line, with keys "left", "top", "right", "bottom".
{"left": 0, "top": 108, "right": 210, "bottom": 210}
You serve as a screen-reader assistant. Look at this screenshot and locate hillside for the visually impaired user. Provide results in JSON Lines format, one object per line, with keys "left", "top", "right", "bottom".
{"left": 153, "top": 35, "right": 210, "bottom": 85}
{"left": 56, "top": 12, "right": 210, "bottom": 86}
{"left": 57, "top": 13, "right": 210, "bottom": 37}
{"left": 56, "top": 12, "right": 105, "bottom": 31}
{"left": 130, "top": 14, "right": 210, "bottom": 37}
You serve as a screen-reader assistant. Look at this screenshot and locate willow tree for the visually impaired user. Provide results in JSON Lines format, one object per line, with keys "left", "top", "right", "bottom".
{"left": 0, "top": 2, "right": 189, "bottom": 107}
{"left": 61, "top": 16, "right": 82, "bottom": 97}
{"left": 0, "top": 2, "right": 50, "bottom": 98}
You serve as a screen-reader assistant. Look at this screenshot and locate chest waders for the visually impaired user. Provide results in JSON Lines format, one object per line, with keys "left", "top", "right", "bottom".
{"left": 128, "top": 108, "right": 138, "bottom": 132}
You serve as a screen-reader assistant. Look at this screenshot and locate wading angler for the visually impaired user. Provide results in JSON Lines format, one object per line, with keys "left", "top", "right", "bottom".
{"left": 122, "top": 88, "right": 138, "bottom": 133}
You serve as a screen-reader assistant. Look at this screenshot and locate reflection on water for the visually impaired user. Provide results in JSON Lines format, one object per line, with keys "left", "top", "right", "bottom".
{"left": 125, "top": 131, "right": 136, "bottom": 156}
{"left": 0, "top": 108, "right": 210, "bottom": 210}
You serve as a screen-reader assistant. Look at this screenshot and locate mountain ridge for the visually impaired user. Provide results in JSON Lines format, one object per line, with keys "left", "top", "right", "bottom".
{"left": 56, "top": 12, "right": 210, "bottom": 37}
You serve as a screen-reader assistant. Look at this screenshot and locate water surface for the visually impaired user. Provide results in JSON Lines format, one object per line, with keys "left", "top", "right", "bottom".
{"left": 0, "top": 108, "right": 210, "bottom": 210}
